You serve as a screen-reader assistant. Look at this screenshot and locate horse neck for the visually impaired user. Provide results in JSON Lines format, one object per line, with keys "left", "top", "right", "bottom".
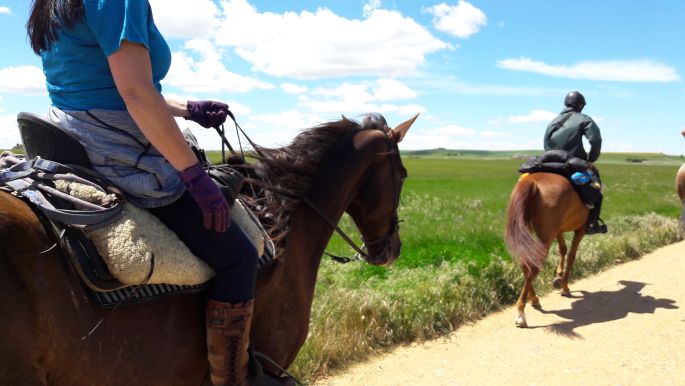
{"left": 262, "top": 155, "right": 362, "bottom": 297}
{"left": 252, "top": 141, "right": 367, "bottom": 368}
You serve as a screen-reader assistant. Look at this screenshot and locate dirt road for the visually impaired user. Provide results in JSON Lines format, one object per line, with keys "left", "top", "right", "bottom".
{"left": 316, "top": 240, "right": 685, "bottom": 386}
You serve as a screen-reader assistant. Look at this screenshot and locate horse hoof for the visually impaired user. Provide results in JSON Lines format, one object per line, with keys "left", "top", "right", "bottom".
{"left": 531, "top": 301, "right": 542, "bottom": 309}
{"left": 560, "top": 289, "right": 571, "bottom": 297}
{"left": 552, "top": 277, "right": 562, "bottom": 289}
{"left": 514, "top": 316, "right": 528, "bottom": 328}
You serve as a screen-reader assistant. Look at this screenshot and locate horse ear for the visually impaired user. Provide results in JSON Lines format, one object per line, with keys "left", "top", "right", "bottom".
{"left": 390, "top": 113, "right": 419, "bottom": 143}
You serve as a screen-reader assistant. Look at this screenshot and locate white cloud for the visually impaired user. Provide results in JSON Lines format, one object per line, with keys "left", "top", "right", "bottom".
{"left": 497, "top": 57, "right": 680, "bottom": 83}
{"left": 507, "top": 109, "right": 557, "bottom": 124}
{"left": 396, "top": 104, "right": 426, "bottom": 116}
{"left": 149, "top": 0, "right": 219, "bottom": 39}
{"left": 214, "top": 0, "right": 449, "bottom": 79}
{"left": 300, "top": 79, "right": 421, "bottom": 115}
{"left": 164, "top": 40, "right": 274, "bottom": 93}
{"left": 246, "top": 111, "right": 327, "bottom": 146}
{"left": 281, "top": 83, "right": 308, "bottom": 94}
{"left": 425, "top": 1, "right": 487, "bottom": 38}
{"left": 418, "top": 77, "right": 559, "bottom": 97}
{"left": 0, "top": 113, "right": 21, "bottom": 149}
{"left": 373, "top": 78, "right": 417, "bottom": 101}
{"left": 0, "top": 65, "right": 47, "bottom": 96}
{"left": 480, "top": 130, "right": 509, "bottom": 138}
{"left": 435, "top": 124, "right": 476, "bottom": 136}
{"left": 363, "top": 0, "right": 382, "bottom": 17}
{"left": 0, "top": 6, "right": 11, "bottom": 15}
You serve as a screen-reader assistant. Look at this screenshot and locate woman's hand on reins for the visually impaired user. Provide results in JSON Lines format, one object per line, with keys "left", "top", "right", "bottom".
{"left": 179, "top": 163, "right": 230, "bottom": 232}
{"left": 185, "top": 100, "right": 229, "bottom": 129}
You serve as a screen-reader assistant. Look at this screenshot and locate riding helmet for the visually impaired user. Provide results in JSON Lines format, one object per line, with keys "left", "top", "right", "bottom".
{"left": 564, "top": 91, "right": 586, "bottom": 111}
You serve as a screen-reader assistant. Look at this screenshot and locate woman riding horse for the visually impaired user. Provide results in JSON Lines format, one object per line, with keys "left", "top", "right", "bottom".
{"left": 0, "top": 113, "right": 416, "bottom": 385}
{"left": 27, "top": 1, "right": 256, "bottom": 384}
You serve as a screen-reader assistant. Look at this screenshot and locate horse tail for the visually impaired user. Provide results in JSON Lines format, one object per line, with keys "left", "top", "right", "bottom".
{"left": 505, "top": 177, "right": 547, "bottom": 271}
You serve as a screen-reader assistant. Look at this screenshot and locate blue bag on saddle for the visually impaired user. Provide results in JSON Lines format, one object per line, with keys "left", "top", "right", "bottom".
{"left": 571, "top": 170, "right": 592, "bottom": 185}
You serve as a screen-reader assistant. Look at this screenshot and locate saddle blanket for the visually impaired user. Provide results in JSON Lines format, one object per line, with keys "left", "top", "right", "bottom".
{"left": 56, "top": 179, "right": 271, "bottom": 286}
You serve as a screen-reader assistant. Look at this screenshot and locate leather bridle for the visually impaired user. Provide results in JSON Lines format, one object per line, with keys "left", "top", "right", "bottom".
{"left": 321, "top": 134, "right": 405, "bottom": 264}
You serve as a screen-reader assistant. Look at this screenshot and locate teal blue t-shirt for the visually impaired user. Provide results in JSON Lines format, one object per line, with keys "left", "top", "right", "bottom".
{"left": 41, "top": 0, "right": 171, "bottom": 111}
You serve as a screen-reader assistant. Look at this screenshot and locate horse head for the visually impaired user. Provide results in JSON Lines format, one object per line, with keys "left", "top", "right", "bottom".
{"left": 345, "top": 113, "right": 417, "bottom": 266}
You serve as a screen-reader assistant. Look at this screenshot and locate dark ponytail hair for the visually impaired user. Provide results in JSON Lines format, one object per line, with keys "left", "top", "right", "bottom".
{"left": 27, "top": 0, "right": 84, "bottom": 54}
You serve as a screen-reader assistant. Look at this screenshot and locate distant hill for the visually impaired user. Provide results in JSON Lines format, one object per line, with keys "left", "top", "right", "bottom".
{"left": 402, "top": 148, "right": 684, "bottom": 165}
{"left": 403, "top": 148, "right": 540, "bottom": 159}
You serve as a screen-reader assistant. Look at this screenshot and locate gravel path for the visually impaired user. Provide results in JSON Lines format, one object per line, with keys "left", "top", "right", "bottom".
{"left": 316, "top": 240, "right": 685, "bottom": 386}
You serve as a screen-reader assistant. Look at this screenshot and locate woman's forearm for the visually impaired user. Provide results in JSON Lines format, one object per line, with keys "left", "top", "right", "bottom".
{"left": 122, "top": 88, "right": 198, "bottom": 171}
{"left": 165, "top": 97, "right": 190, "bottom": 118}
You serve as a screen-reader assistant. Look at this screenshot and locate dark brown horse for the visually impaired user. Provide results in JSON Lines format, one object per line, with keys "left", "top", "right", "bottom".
{"left": 0, "top": 114, "right": 417, "bottom": 385}
{"left": 505, "top": 172, "right": 589, "bottom": 327}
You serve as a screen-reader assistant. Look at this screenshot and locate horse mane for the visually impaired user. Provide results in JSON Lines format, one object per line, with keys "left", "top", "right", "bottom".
{"left": 241, "top": 117, "right": 362, "bottom": 258}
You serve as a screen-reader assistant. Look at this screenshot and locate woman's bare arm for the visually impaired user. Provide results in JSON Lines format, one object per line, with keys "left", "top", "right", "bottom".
{"left": 108, "top": 40, "right": 196, "bottom": 171}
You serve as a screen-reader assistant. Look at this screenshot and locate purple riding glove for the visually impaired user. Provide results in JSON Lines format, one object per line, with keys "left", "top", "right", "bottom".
{"left": 179, "top": 163, "right": 230, "bottom": 232}
{"left": 185, "top": 100, "right": 229, "bottom": 128}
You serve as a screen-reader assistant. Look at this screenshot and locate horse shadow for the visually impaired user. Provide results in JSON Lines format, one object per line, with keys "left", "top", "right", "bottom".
{"left": 534, "top": 280, "right": 678, "bottom": 339}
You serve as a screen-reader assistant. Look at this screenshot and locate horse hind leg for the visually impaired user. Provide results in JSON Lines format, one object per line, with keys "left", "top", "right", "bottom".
{"left": 559, "top": 230, "right": 584, "bottom": 296}
{"left": 552, "top": 234, "right": 567, "bottom": 290}
{"left": 515, "top": 265, "right": 541, "bottom": 328}
{"left": 527, "top": 238, "right": 555, "bottom": 309}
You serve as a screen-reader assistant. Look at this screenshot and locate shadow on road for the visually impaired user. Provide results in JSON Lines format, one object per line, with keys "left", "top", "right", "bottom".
{"left": 535, "top": 280, "right": 678, "bottom": 339}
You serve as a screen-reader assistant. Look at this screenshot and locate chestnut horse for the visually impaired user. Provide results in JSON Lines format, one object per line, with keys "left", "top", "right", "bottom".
{"left": 677, "top": 163, "right": 685, "bottom": 227}
{"left": 505, "top": 172, "right": 589, "bottom": 328}
{"left": 0, "top": 114, "right": 417, "bottom": 385}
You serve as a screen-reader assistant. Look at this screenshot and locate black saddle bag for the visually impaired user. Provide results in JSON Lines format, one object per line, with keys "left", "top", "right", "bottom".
{"left": 519, "top": 150, "right": 589, "bottom": 175}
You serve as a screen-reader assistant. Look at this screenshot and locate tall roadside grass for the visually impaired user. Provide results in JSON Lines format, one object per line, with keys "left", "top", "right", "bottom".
{"left": 287, "top": 157, "right": 683, "bottom": 383}
{"left": 294, "top": 215, "right": 681, "bottom": 382}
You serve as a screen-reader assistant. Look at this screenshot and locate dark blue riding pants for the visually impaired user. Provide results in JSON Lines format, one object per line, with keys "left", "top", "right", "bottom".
{"left": 148, "top": 192, "right": 257, "bottom": 303}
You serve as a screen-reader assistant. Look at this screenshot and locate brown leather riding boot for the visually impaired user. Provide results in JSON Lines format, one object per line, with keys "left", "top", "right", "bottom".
{"left": 206, "top": 299, "right": 254, "bottom": 386}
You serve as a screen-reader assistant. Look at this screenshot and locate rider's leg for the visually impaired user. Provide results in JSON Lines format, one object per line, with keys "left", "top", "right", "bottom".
{"left": 149, "top": 192, "right": 258, "bottom": 386}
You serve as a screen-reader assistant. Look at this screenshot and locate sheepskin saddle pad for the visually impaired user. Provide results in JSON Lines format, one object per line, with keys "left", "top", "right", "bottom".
{"left": 55, "top": 179, "right": 273, "bottom": 287}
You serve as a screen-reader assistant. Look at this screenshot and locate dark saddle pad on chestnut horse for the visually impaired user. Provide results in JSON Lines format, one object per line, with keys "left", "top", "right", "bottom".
{"left": 518, "top": 150, "right": 601, "bottom": 206}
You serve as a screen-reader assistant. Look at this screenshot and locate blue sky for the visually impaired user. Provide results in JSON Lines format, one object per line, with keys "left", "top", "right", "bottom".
{"left": 1, "top": 0, "right": 684, "bottom": 155}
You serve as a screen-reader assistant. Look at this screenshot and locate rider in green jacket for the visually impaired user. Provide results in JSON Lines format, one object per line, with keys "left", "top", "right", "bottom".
{"left": 544, "top": 91, "right": 607, "bottom": 235}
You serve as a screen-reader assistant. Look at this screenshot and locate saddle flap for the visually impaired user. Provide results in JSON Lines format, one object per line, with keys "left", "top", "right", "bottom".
{"left": 17, "top": 112, "right": 91, "bottom": 168}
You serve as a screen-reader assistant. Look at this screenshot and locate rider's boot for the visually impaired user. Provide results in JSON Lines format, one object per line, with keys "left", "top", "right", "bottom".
{"left": 585, "top": 196, "right": 607, "bottom": 235}
{"left": 206, "top": 299, "right": 254, "bottom": 386}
